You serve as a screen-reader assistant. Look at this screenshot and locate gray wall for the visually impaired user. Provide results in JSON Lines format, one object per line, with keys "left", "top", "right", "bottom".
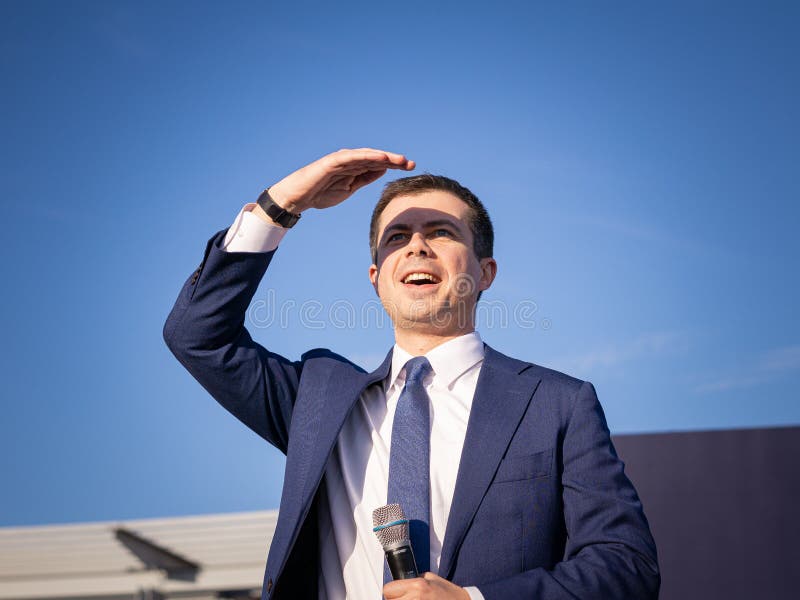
{"left": 613, "top": 426, "right": 800, "bottom": 600}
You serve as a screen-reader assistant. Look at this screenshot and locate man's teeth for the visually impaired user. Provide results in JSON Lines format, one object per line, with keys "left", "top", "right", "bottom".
{"left": 403, "top": 273, "right": 440, "bottom": 284}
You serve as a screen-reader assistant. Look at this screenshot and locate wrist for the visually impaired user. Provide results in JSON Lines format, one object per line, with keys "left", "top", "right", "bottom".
{"left": 255, "top": 188, "right": 302, "bottom": 228}
{"left": 267, "top": 184, "right": 306, "bottom": 215}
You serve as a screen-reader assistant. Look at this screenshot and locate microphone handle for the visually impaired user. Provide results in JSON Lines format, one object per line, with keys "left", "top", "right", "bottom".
{"left": 386, "top": 544, "right": 419, "bottom": 579}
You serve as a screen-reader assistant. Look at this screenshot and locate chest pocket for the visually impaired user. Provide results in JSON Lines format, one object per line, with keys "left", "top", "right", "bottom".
{"left": 494, "top": 447, "right": 553, "bottom": 483}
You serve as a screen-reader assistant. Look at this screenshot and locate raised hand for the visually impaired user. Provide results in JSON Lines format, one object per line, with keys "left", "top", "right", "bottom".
{"left": 264, "top": 148, "right": 415, "bottom": 216}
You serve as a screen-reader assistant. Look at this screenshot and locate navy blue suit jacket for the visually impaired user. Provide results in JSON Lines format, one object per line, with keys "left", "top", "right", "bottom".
{"left": 164, "top": 230, "right": 660, "bottom": 599}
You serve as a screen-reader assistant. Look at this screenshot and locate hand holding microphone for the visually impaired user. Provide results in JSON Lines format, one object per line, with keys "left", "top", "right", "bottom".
{"left": 373, "top": 504, "right": 470, "bottom": 599}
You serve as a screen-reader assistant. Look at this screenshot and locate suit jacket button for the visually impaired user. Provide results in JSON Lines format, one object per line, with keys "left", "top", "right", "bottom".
{"left": 267, "top": 577, "right": 273, "bottom": 592}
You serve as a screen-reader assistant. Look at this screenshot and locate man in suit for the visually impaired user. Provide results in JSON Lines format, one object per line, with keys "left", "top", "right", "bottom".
{"left": 164, "top": 148, "right": 659, "bottom": 599}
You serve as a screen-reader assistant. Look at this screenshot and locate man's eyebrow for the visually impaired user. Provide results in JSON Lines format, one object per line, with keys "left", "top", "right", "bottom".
{"left": 424, "top": 219, "right": 463, "bottom": 230}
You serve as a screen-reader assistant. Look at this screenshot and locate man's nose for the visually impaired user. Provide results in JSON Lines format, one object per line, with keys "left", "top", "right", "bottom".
{"left": 407, "top": 232, "right": 432, "bottom": 256}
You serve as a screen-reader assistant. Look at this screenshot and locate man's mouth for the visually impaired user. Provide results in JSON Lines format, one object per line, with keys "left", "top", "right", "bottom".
{"left": 401, "top": 272, "right": 442, "bottom": 286}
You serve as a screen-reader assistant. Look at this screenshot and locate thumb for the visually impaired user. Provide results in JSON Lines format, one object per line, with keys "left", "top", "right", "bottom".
{"left": 351, "top": 168, "right": 388, "bottom": 191}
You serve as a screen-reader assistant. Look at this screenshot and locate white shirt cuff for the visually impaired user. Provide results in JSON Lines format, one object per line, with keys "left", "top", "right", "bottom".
{"left": 464, "top": 586, "right": 485, "bottom": 600}
{"left": 222, "top": 203, "right": 288, "bottom": 253}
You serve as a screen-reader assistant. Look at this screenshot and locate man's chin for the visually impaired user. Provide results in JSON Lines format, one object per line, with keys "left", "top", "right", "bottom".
{"left": 392, "top": 309, "right": 462, "bottom": 332}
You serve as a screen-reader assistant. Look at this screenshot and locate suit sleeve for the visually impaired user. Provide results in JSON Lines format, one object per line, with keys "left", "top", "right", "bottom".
{"left": 477, "top": 381, "right": 660, "bottom": 599}
{"left": 163, "top": 229, "right": 301, "bottom": 453}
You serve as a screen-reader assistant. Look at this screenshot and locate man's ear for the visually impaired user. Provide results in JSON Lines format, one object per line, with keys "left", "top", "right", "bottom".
{"left": 369, "top": 264, "right": 380, "bottom": 296}
{"left": 478, "top": 257, "right": 497, "bottom": 292}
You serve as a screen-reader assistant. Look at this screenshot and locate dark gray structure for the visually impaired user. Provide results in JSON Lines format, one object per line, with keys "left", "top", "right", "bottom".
{"left": 613, "top": 426, "right": 800, "bottom": 600}
{"left": 2, "top": 427, "right": 796, "bottom": 599}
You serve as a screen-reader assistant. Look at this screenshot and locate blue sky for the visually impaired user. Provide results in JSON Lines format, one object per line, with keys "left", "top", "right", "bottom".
{"left": 1, "top": 1, "right": 798, "bottom": 526}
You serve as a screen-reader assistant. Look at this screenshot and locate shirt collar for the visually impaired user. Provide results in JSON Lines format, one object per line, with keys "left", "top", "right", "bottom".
{"left": 388, "top": 331, "right": 485, "bottom": 391}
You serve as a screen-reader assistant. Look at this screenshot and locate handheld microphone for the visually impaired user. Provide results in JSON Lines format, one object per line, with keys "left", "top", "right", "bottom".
{"left": 372, "top": 503, "right": 419, "bottom": 580}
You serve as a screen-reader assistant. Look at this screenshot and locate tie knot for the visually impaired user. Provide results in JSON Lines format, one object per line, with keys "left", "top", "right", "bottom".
{"left": 403, "top": 356, "right": 432, "bottom": 386}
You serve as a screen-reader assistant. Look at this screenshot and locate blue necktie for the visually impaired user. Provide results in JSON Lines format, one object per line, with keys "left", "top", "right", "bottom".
{"left": 386, "top": 356, "right": 433, "bottom": 581}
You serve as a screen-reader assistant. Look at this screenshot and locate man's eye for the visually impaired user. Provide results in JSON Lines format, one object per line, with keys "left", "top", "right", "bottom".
{"left": 433, "top": 229, "right": 453, "bottom": 237}
{"left": 388, "top": 233, "right": 407, "bottom": 242}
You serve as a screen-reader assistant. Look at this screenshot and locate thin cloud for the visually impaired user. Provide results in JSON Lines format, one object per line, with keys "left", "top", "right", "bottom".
{"left": 694, "top": 374, "right": 767, "bottom": 393}
{"left": 695, "top": 344, "right": 800, "bottom": 393}
{"left": 551, "top": 331, "right": 687, "bottom": 376}
{"left": 758, "top": 345, "right": 800, "bottom": 372}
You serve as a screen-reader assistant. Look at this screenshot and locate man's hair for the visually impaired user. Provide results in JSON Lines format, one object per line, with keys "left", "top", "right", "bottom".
{"left": 368, "top": 174, "right": 494, "bottom": 265}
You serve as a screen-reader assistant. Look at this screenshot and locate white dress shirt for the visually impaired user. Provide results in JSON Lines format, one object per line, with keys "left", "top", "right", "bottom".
{"left": 223, "top": 204, "right": 486, "bottom": 600}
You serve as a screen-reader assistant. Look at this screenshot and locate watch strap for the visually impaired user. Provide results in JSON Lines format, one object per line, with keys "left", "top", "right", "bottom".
{"left": 256, "top": 188, "right": 301, "bottom": 229}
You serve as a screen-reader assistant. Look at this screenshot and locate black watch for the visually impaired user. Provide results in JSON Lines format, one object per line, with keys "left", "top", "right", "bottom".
{"left": 256, "top": 188, "right": 302, "bottom": 229}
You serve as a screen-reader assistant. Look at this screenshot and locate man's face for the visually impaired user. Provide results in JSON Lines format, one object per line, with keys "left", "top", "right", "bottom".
{"left": 369, "top": 190, "right": 497, "bottom": 335}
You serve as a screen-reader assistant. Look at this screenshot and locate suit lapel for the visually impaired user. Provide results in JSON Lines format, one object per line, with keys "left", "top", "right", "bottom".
{"left": 438, "top": 345, "right": 541, "bottom": 579}
{"left": 273, "top": 350, "right": 394, "bottom": 582}
{"left": 299, "top": 349, "right": 394, "bottom": 507}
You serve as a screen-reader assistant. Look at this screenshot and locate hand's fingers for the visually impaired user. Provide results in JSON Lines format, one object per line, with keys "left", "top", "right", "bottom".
{"left": 383, "top": 578, "right": 423, "bottom": 599}
{"left": 421, "top": 572, "right": 468, "bottom": 598}
{"left": 351, "top": 168, "right": 388, "bottom": 191}
{"left": 332, "top": 164, "right": 411, "bottom": 180}
{"left": 331, "top": 161, "right": 414, "bottom": 182}
{"left": 325, "top": 148, "right": 414, "bottom": 170}
{"left": 342, "top": 147, "right": 408, "bottom": 162}
{"left": 354, "top": 148, "right": 413, "bottom": 166}
{"left": 328, "top": 158, "right": 410, "bottom": 173}
{"left": 327, "top": 149, "right": 387, "bottom": 166}
{"left": 327, "top": 167, "right": 390, "bottom": 192}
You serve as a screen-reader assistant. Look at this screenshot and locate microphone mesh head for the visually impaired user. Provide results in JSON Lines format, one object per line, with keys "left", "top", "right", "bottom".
{"left": 372, "top": 503, "right": 410, "bottom": 549}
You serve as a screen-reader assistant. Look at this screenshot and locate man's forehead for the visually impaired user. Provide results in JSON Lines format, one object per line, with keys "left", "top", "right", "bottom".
{"left": 377, "top": 190, "right": 470, "bottom": 231}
